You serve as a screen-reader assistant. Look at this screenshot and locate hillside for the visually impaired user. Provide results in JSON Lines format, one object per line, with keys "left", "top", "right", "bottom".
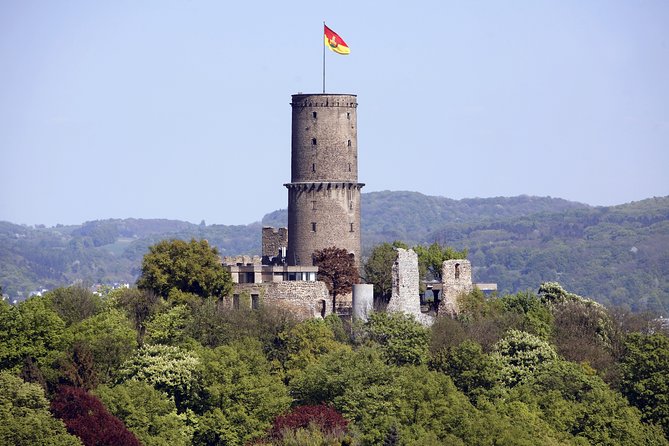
{"left": 1, "top": 193, "right": 668, "bottom": 314}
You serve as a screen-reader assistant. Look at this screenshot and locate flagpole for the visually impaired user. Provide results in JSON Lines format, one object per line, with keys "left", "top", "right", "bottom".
{"left": 322, "top": 21, "right": 326, "bottom": 93}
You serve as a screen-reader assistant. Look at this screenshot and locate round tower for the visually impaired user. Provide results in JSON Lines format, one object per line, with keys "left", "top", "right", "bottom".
{"left": 285, "top": 93, "right": 364, "bottom": 267}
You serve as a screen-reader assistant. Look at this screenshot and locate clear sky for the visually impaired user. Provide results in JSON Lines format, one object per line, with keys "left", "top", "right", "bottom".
{"left": 1, "top": 1, "right": 668, "bottom": 227}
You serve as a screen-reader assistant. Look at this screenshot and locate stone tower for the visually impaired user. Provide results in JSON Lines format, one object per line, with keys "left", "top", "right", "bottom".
{"left": 285, "top": 93, "right": 364, "bottom": 267}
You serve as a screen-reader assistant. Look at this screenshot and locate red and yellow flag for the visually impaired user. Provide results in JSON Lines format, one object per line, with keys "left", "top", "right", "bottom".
{"left": 324, "top": 24, "right": 350, "bottom": 55}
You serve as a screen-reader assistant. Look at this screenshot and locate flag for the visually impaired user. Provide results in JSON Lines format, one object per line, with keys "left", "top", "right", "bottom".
{"left": 324, "top": 24, "right": 350, "bottom": 55}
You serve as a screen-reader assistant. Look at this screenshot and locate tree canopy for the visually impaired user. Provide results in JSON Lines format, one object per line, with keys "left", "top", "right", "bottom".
{"left": 313, "top": 246, "right": 358, "bottom": 309}
{"left": 137, "top": 238, "right": 232, "bottom": 299}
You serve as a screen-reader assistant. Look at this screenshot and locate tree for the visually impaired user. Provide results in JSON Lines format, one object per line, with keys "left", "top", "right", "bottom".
{"left": 0, "top": 372, "right": 82, "bottom": 446}
{"left": 430, "top": 340, "right": 501, "bottom": 402}
{"left": 96, "top": 380, "right": 194, "bottom": 446}
{"left": 492, "top": 329, "right": 558, "bottom": 386}
{"left": 621, "top": 333, "right": 669, "bottom": 436}
{"left": 113, "top": 287, "right": 163, "bottom": 345}
{"left": 116, "top": 344, "right": 201, "bottom": 412}
{"left": 363, "top": 241, "right": 408, "bottom": 302}
{"left": 45, "top": 286, "right": 102, "bottom": 326}
{"left": 194, "top": 339, "right": 291, "bottom": 445}
{"left": 278, "top": 319, "right": 350, "bottom": 378}
{"left": 0, "top": 296, "right": 67, "bottom": 373}
{"left": 67, "top": 308, "right": 137, "bottom": 383}
{"left": 51, "top": 385, "right": 141, "bottom": 446}
{"left": 137, "top": 238, "right": 233, "bottom": 299}
{"left": 413, "top": 242, "right": 467, "bottom": 282}
{"left": 313, "top": 246, "right": 358, "bottom": 311}
{"left": 365, "top": 312, "right": 430, "bottom": 366}
{"left": 270, "top": 405, "right": 349, "bottom": 441}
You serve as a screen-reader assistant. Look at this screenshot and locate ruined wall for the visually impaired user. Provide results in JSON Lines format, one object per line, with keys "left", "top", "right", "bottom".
{"left": 230, "top": 281, "right": 330, "bottom": 320}
{"left": 386, "top": 248, "right": 434, "bottom": 325}
{"left": 286, "top": 94, "right": 363, "bottom": 268}
{"left": 439, "top": 259, "right": 473, "bottom": 316}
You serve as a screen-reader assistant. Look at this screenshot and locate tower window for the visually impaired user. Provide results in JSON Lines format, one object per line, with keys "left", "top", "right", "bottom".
{"left": 348, "top": 163, "right": 351, "bottom": 172}
{"left": 312, "top": 200, "right": 317, "bottom": 210}
{"left": 312, "top": 138, "right": 317, "bottom": 146}
{"left": 312, "top": 163, "right": 315, "bottom": 172}
{"left": 455, "top": 263, "right": 460, "bottom": 279}
{"left": 347, "top": 139, "right": 351, "bottom": 147}
{"left": 311, "top": 222, "right": 317, "bottom": 232}
{"left": 350, "top": 223, "right": 354, "bottom": 232}
{"left": 312, "top": 111, "right": 317, "bottom": 118}
{"left": 347, "top": 112, "right": 350, "bottom": 119}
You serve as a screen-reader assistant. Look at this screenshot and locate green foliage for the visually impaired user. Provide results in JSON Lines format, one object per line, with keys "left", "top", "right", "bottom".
{"left": 117, "top": 344, "right": 201, "bottom": 411}
{"left": 365, "top": 312, "right": 430, "bottom": 366}
{"left": 621, "top": 333, "right": 669, "bottom": 436}
{"left": 144, "top": 304, "right": 195, "bottom": 346}
{"left": 113, "top": 287, "right": 163, "bottom": 345}
{"left": 500, "top": 292, "right": 553, "bottom": 339}
{"left": 137, "top": 238, "right": 233, "bottom": 299}
{"left": 96, "top": 380, "right": 194, "bottom": 446}
{"left": 511, "top": 360, "right": 669, "bottom": 445}
{"left": 363, "top": 241, "right": 408, "bottom": 301}
{"left": 551, "top": 299, "right": 616, "bottom": 376}
{"left": 0, "top": 371, "right": 82, "bottom": 446}
{"left": 413, "top": 242, "right": 467, "bottom": 282}
{"left": 195, "top": 338, "right": 291, "bottom": 445}
{"left": 430, "top": 340, "right": 501, "bottom": 402}
{"left": 493, "top": 330, "right": 559, "bottom": 386}
{"left": 0, "top": 296, "right": 67, "bottom": 372}
{"left": 279, "top": 319, "right": 350, "bottom": 377}
{"left": 67, "top": 308, "right": 137, "bottom": 383}
{"left": 45, "top": 286, "right": 103, "bottom": 326}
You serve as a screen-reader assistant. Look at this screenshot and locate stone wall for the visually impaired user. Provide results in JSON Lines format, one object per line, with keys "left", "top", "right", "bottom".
{"left": 229, "top": 281, "right": 330, "bottom": 320}
{"left": 439, "top": 259, "right": 473, "bottom": 316}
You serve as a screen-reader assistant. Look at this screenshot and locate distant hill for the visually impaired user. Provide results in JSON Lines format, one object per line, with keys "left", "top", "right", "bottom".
{"left": 2, "top": 193, "right": 668, "bottom": 314}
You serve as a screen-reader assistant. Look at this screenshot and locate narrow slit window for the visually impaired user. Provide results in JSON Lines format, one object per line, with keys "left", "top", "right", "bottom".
{"left": 312, "top": 163, "right": 315, "bottom": 172}
{"left": 350, "top": 223, "right": 354, "bottom": 232}
{"left": 348, "top": 163, "right": 351, "bottom": 172}
{"left": 347, "top": 112, "right": 350, "bottom": 119}
{"left": 312, "top": 200, "right": 317, "bottom": 210}
{"left": 455, "top": 263, "right": 460, "bottom": 279}
{"left": 312, "top": 111, "right": 317, "bottom": 118}
{"left": 312, "top": 138, "right": 317, "bottom": 146}
{"left": 311, "top": 222, "right": 317, "bottom": 232}
{"left": 347, "top": 139, "right": 351, "bottom": 147}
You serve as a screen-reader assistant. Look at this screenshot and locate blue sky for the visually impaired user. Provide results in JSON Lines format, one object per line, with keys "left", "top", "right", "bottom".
{"left": 1, "top": 1, "right": 668, "bottom": 226}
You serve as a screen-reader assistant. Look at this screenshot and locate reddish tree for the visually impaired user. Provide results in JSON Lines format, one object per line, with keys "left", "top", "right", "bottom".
{"left": 270, "top": 404, "right": 348, "bottom": 438}
{"left": 313, "top": 246, "right": 358, "bottom": 312}
{"left": 51, "top": 386, "right": 141, "bottom": 446}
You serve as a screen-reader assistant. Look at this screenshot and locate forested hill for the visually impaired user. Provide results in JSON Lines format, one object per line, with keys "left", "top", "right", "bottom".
{"left": 2, "top": 193, "right": 668, "bottom": 313}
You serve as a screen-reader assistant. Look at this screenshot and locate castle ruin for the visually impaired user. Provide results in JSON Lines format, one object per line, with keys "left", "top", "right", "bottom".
{"left": 223, "top": 92, "right": 493, "bottom": 321}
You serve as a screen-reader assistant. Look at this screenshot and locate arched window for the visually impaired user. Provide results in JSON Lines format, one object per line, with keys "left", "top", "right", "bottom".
{"left": 454, "top": 263, "right": 460, "bottom": 280}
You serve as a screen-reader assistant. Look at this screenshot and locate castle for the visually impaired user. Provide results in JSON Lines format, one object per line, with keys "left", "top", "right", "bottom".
{"left": 222, "top": 93, "right": 493, "bottom": 323}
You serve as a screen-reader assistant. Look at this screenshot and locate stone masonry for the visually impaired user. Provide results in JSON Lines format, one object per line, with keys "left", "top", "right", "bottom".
{"left": 229, "top": 281, "right": 330, "bottom": 320}
{"left": 386, "top": 248, "right": 434, "bottom": 325}
{"left": 285, "top": 94, "right": 364, "bottom": 268}
{"left": 262, "top": 227, "right": 288, "bottom": 264}
{"left": 439, "top": 259, "right": 473, "bottom": 316}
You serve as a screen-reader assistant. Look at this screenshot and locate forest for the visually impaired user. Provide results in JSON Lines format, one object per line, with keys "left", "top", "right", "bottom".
{"left": 2, "top": 274, "right": 669, "bottom": 444}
